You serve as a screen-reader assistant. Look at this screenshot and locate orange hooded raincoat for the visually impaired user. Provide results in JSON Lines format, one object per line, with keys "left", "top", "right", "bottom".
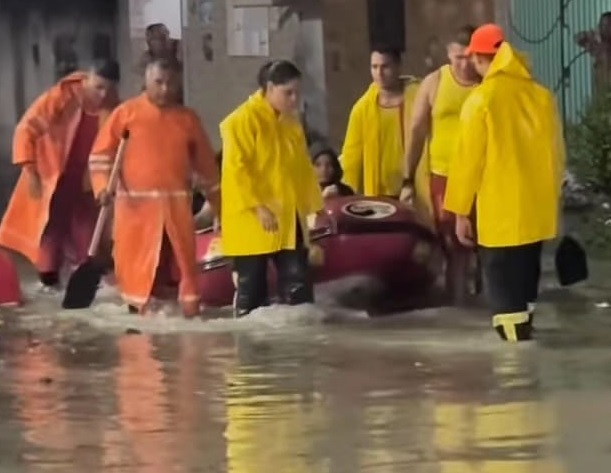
{"left": 89, "top": 94, "right": 219, "bottom": 314}
{"left": 0, "top": 72, "right": 118, "bottom": 269}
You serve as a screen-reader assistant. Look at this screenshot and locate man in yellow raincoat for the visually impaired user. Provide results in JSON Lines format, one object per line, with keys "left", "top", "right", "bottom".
{"left": 400, "top": 26, "right": 480, "bottom": 304}
{"left": 443, "top": 24, "right": 565, "bottom": 342}
{"left": 340, "top": 45, "right": 420, "bottom": 197}
{"left": 220, "top": 60, "right": 323, "bottom": 316}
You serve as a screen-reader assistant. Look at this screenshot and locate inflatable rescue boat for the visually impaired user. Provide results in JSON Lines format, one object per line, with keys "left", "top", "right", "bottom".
{"left": 195, "top": 196, "right": 443, "bottom": 309}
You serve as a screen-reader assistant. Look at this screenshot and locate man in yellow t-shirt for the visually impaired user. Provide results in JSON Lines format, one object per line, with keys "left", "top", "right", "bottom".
{"left": 400, "top": 26, "right": 480, "bottom": 303}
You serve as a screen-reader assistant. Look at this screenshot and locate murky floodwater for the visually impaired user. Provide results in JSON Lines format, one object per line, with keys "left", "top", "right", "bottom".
{"left": 2, "top": 255, "right": 611, "bottom": 472}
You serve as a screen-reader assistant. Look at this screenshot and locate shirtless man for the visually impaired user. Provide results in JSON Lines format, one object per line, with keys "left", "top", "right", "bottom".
{"left": 400, "top": 26, "right": 480, "bottom": 304}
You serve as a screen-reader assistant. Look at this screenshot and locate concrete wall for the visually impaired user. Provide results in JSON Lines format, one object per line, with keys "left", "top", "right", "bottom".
{"left": 180, "top": 0, "right": 327, "bottom": 149}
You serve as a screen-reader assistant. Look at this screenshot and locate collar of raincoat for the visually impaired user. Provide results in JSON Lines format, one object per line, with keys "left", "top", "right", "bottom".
{"left": 483, "top": 42, "right": 533, "bottom": 81}
{"left": 249, "top": 90, "right": 295, "bottom": 121}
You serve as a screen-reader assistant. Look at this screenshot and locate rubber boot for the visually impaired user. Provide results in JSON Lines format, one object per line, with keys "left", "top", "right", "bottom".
{"left": 492, "top": 312, "right": 532, "bottom": 342}
{"left": 39, "top": 271, "right": 60, "bottom": 287}
{"left": 527, "top": 302, "right": 536, "bottom": 326}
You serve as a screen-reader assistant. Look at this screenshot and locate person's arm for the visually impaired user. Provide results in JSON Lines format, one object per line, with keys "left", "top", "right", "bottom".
{"left": 12, "top": 83, "right": 67, "bottom": 172}
{"left": 340, "top": 104, "right": 364, "bottom": 193}
{"left": 574, "top": 30, "right": 598, "bottom": 54}
{"left": 404, "top": 71, "right": 438, "bottom": 183}
{"left": 220, "top": 113, "right": 263, "bottom": 212}
{"left": 88, "top": 106, "right": 126, "bottom": 199}
{"left": 443, "top": 93, "right": 487, "bottom": 216}
{"left": 188, "top": 112, "right": 220, "bottom": 215}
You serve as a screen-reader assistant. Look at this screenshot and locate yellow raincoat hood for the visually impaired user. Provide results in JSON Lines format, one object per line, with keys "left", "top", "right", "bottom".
{"left": 220, "top": 91, "right": 323, "bottom": 256}
{"left": 443, "top": 42, "right": 565, "bottom": 247}
{"left": 484, "top": 42, "right": 532, "bottom": 82}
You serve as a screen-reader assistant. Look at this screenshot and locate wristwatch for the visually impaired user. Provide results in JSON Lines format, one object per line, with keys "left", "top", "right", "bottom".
{"left": 401, "top": 177, "right": 415, "bottom": 188}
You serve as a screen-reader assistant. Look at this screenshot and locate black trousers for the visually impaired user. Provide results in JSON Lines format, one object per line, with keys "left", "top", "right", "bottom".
{"left": 480, "top": 241, "right": 543, "bottom": 341}
{"left": 480, "top": 241, "right": 543, "bottom": 315}
{"left": 232, "top": 222, "right": 313, "bottom": 316}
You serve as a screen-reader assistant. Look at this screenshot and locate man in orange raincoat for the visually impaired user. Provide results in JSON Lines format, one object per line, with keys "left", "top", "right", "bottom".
{"left": 89, "top": 58, "right": 220, "bottom": 317}
{"left": 0, "top": 60, "right": 120, "bottom": 291}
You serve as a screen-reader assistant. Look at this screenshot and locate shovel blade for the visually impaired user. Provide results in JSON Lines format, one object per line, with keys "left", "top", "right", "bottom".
{"left": 62, "top": 258, "right": 105, "bottom": 309}
{"left": 555, "top": 235, "right": 588, "bottom": 287}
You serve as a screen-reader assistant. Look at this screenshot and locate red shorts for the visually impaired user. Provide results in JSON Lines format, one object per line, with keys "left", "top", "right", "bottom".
{"left": 430, "top": 173, "right": 475, "bottom": 251}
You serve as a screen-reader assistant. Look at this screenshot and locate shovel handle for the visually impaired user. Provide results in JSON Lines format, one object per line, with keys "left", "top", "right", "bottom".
{"left": 87, "top": 130, "right": 130, "bottom": 257}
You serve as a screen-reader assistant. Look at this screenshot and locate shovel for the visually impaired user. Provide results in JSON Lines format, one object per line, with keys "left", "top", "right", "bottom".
{"left": 555, "top": 234, "right": 588, "bottom": 286}
{"left": 62, "top": 130, "right": 130, "bottom": 309}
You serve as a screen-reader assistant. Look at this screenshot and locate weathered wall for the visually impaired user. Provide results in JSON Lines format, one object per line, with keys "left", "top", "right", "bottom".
{"left": 321, "top": 0, "right": 371, "bottom": 147}
{"left": 404, "top": 0, "right": 496, "bottom": 76}
{"left": 181, "top": 0, "right": 326, "bottom": 149}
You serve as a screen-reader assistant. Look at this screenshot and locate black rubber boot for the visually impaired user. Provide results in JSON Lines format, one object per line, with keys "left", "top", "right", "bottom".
{"left": 39, "top": 272, "right": 60, "bottom": 287}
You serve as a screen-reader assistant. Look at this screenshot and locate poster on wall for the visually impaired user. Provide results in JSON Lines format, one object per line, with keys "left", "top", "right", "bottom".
{"left": 199, "top": 1, "right": 214, "bottom": 26}
{"left": 227, "top": 6, "right": 270, "bottom": 57}
{"left": 129, "top": 0, "right": 183, "bottom": 39}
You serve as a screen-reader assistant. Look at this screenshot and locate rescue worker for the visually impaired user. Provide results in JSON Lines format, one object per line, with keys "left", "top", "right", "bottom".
{"left": 220, "top": 60, "right": 324, "bottom": 317}
{"left": 443, "top": 24, "right": 565, "bottom": 342}
{"left": 89, "top": 58, "right": 220, "bottom": 317}
{"left": 309, "top": 142, "right": 354, "bottom": 198}
{"left": 400, "top": 26, "right": 480, "bottom": 303}
{"left": 0, "top": 59, "right": 120, "bottom": 291}
{"left": 341, "top": 45, "right": 421, "bottom": 198}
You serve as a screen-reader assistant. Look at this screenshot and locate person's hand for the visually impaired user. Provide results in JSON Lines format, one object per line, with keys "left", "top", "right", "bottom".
{"left": 455, "top": 215, "right": 475, "bottom": 248}
{"left": 27, "top": 170, "right": 42, "bottom": 200}
{"left": 399, "top": 183, "right": 415, "bottom": 206}
{"left": 97, "top": 189, "right": 114, "bottom": 207}
{"left": 213, "top": 217, "right": 220, "bottom": 232}
{"left": 255, "top": 205, "right": 278, "bottom": 232}
{"left": 322, "top": 185, "right": 339, "bottom": 198}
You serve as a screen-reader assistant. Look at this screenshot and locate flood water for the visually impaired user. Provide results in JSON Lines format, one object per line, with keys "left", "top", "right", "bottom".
{"left": 1, "top": 255, "right": 611, "bottom": 472}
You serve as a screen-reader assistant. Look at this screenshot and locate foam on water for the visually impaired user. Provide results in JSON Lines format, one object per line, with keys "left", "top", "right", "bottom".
{"left": 12, "top": 274, "right": 373, "bottom": 335}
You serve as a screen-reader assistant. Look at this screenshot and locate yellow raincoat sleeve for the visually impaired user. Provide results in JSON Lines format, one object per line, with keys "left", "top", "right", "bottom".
{"left": 340, "top": 103, "right": 364, "bottom": 193}
{"left": 220, "top": 113, "right": 264, "bottom": 212}
{"left": 443, "top": 93, "right": 487, "bottom": 216}
{"left": 89, "top": 105, "right": 126, "bottom": 198}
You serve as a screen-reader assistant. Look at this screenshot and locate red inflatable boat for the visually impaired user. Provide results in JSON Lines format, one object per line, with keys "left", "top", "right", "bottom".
{"left": 195, "top": 196, "right": 443, "bottom": 310}
{"left": 0, "top": 249, "right": 22, "bottom": 307}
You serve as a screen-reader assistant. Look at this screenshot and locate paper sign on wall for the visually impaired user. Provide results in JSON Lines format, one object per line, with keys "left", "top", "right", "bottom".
{"left": 227, "top": 6, "right": 270, "bottom": 57}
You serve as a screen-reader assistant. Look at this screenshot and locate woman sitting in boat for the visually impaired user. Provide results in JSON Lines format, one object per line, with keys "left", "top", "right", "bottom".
{"left": 220, "top": 60, "right": 324, "bottom": 316}
{"left": 309, "top": 141, "right": 355, "bottom": 198}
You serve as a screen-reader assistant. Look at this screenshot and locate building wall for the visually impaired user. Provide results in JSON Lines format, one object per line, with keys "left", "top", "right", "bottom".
{"left": 180, "top": 0, "right": 327, "bottom": 149}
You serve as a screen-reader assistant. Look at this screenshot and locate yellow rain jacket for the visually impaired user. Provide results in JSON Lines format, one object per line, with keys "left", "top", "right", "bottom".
{"left": 341, "top": 80, "right": 417, "bottom": 195}
{"left": 341, "top": 80, "right": 434, "bottom": 229}
{"left": 220, "top": 91, "right": 323, "bottom": 256}
{"left": 444, "top": 42, "right": 565, "bottom": 248}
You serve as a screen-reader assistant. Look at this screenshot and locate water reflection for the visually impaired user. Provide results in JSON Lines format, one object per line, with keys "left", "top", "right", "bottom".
{"left": 0, "top": 322, "right": 607, "bottom": 471}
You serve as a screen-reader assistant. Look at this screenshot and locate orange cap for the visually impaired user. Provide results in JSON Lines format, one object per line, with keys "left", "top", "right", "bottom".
{"left": 465, "top": 24, "right": 505, "bottom": 55}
